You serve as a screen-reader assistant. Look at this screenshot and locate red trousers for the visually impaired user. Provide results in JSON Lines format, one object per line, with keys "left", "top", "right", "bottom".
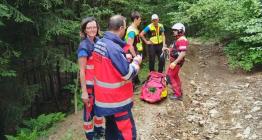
{"left": 83, "top": 88, "right": 104, "bottom": 140}
{"left": 167, "top": 65, "right": 182, "bottom": 97}
{"left": 105, "top": 110, "right": 136, "bottom": 140}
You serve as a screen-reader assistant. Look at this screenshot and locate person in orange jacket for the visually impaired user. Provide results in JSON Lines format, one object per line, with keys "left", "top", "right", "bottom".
{"left": 93, "top": 15, "right": 142, "bottom": 140}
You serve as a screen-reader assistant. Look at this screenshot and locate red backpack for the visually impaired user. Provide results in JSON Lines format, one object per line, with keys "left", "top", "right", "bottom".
{"left": 140, "top": 71, "right": 168, "bottom": 103}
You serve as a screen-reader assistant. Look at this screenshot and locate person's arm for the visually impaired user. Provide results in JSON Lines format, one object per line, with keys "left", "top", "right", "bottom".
{"left": 110, "top": 50, "right": 142, "bottom": 81}
{"left": 174, "top": 51, "right": 186, "bottom": 64}
{"left": 162, "top": 32, "right": 167, "bottom": 48}
{"left": 77, "top": 42, "right": 92, "bottom": 103}
{"left": 169, "top": 39, "right": 188, "bottom": 69}
{"left": 78, "top": 57, "right": 89, "bottom": 103}
{"left": 126, "top": 31, "right": 137, "bottom": 57}
{"left": 161, "top": 26, "right": 167, "bottom": 50}
{"left": 139, "top": 26, "right": 152, "bottom": 45}
{"left": 169, "top": 51, "right": 186, "bottom": 69}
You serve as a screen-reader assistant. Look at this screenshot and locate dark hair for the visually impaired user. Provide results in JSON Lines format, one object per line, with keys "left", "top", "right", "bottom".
{"left": 130, "top": 11, "right": 141, "bottom": 22}
{"left": 108, "top": 15, "right": 126, "bottom": 31}
{"left": 80, "top": 17, "right": 99, "bottom": 38}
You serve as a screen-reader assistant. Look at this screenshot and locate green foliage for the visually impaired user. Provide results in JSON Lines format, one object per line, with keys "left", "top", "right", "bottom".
{"left": 0, "top": 1, "right": 28, "bottom": 78}
{"left": 0, "top": 1, "right": 32, "bottom": 23}
{"left": 0, "top": 4, "right": 11, "bottom": 25}
{"left": 224, "top": 42, "right": 262, "bottom": 71}
{"left": 5, "top": 112, "right": 65, "bottom": 140}
{"left": 23, "top": 84, "right": 42, "bottom": 105}
{"left": 239, "top": 18, "right": 262, "bottom": 44}
{"left": 138, "top": 59, "right": 150, "bottom": 82}
{"left": 44, "top": 17, "right": 79, "bottom": 42}
{"left": 5, "top": 129, "right": 38, "bottom": 140}
{"left": 21, "top": 113, "right": 65, "bottom": 133}
{"left": 64, "top": 81, "right": 83, "bottom": 110}
{"left": 0, "top": 41, "right": 18, "bottom": 77}
{"left": 168, "top": 0, "right": 262, "bottom": 71}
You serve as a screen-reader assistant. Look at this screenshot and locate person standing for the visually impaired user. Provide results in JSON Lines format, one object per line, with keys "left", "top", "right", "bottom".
{"left": 165, "top": 23, "right": 189, "bottom": 100}
{"left": 77, "top": 17, "right": 104, "bottom": 140}
{"left": 93, "top": 15, "right": 142, "bottom": 140}
{"left": 125, "top": 11, "right": 143, "bottom": 85}
{"left": 140, "top": 14, "right": 166, "bottom": 72}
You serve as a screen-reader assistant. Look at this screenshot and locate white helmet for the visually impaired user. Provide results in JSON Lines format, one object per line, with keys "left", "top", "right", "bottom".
{"left": 172, "top": 23, "right": 185, "bottom": 33}
{"left": 151, "top": 14, "right": 159, "bottom": 20}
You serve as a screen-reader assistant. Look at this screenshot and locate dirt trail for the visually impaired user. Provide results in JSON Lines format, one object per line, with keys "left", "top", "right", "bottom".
{"left": 48, "top": 41, "right": 262, "bottom": 140}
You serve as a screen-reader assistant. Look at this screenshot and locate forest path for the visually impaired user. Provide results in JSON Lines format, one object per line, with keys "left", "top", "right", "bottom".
{"left": 48, "top": 41, "right": 262, "bottom": 140}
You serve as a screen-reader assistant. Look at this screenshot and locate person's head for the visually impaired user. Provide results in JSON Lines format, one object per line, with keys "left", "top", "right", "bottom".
{"left": 131, "top": 11, "right": 142, "bottom": 26}
{"left": 80, "top": 17, "right": 99, "bottom": 39}
{"left": 151, "top": 14, "right": 159, "bottom": 26}
{"left": 108, "top": 15, "right": 127, "bottom": 38}
{"left": 172, "top": 23, "right": 185, "bottom": 37}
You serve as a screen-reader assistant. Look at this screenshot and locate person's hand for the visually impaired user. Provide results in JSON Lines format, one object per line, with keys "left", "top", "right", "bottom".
{"left": 162, "top": 46, "right": 168, "bottom": 52}
{"left": 162, "top": 47, "right": 168, "bottom": 51}
{"left": 126, "top": 53, "right": 133, "bottom": 62}
{"left": 169, "top": 62, "right": 177, "bottom": 69}
{"left": 81, "top": 93, "right": 89, "bottom": 104}
{"left": 145, "top": 40, "right": 152, "bottom": 45}
{"left": 133, "top": 55, "right": 142, "bottom": 64}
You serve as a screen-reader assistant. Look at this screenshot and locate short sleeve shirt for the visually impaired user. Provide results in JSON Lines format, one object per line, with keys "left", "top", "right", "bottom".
{"left": 175, "top": 38, "right": 189, "bottom": 51}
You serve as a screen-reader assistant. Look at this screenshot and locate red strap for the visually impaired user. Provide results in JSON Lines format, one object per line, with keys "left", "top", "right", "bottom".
{"left": 114, "top": 111, "right": 128, "bottom": 117}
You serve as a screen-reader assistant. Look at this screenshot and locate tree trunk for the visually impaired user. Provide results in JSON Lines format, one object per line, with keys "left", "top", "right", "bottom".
{"left": 74, "top": 71, "right": 79, "bottom": 114}
{"left": 49, "top": 70, "right": 61, "bottom": 111}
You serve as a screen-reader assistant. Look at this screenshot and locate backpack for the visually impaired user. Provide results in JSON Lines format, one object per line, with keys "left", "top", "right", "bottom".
{"left": 140, "top": 71, "right": 167, "bottom": 103}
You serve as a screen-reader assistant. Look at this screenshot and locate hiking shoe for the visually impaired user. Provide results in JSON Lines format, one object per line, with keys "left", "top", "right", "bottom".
{"left": 169, "top": 95, "right": 182, "bottom": 101}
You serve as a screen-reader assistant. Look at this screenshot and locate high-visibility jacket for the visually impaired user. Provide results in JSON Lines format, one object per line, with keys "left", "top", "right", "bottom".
{"left": 125, "top": 26, "right": 143, "bottom": 51}
{"left": 85, "top": 55, "right": 94, "bottom": 87}
{"left": 77, "top": 37, "right": 99, "bottom": 88}
{"left": 148, "top": 23, "right": 164, "bottom": 44}
{"left": 93, "top": 31, "right": 138, "bottom": 116}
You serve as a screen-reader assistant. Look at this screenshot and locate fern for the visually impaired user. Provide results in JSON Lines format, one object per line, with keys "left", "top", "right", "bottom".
{"left": 6, "top": 112, "right": 65, "bottom": 139}
{"left": 21, "top": 112, "right": 65, "bottom": 132}
{"left": 6, "top": 129, "right": 38, "bottom": 140}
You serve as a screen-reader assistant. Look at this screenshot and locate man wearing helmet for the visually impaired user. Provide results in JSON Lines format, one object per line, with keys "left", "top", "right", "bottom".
{"left": 165, "top": 23, "right": 189, "bottom": 100}
{"left": 140, "top": 14, "right": 166, "bottom": 72}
